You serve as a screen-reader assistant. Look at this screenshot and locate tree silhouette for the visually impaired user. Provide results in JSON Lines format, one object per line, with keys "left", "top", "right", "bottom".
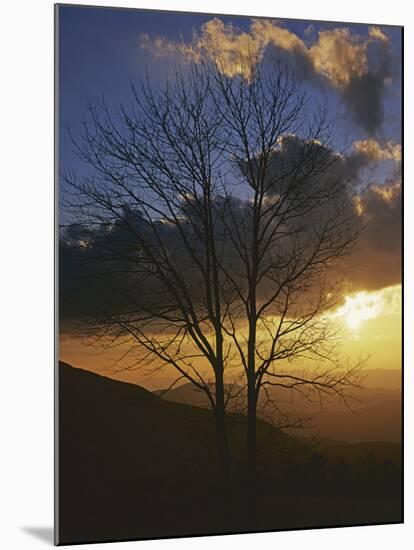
{"left": 62, "top": 53, "right": 364, "bottom": 477}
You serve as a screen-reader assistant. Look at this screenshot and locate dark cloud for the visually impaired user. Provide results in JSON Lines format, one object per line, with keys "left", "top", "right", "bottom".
{"left": 343, "top": 73, "right": 385, "bottom": 135}
{"left": 267, "top": 137, "right": 402, "bottom": 292}
{"left": 344, "top": 179, "right": 402, "bottom": 291}
{"left": 59, "top": 204, "right": 247, "bottom": 334}
{"left": 342, "top": 38, "right": 395, "bottom": 135}
{"left": 59, "top": 137, "right": 401, "bottom": 334}
{"left": 290, "top": 31, "right": 395, "bottom": 135}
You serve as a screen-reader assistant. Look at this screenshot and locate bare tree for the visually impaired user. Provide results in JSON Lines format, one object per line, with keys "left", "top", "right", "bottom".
{"left": 62, "top": 53, "right": 363, "bottom": 478}
{"left": 205, "top": 55, "right": 364, "bottom": 476}
{"left": 63, "top": 64, "right": 238, "bottom": 476}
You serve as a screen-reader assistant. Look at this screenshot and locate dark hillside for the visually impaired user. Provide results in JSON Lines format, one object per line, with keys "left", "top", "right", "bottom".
{"left": 58, "top": 362, "right": 402, "bottom": 545}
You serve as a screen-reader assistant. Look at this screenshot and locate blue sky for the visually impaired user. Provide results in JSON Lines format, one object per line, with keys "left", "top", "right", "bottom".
{"left": 58, "top": 4, "right": 402, "bottom": 222}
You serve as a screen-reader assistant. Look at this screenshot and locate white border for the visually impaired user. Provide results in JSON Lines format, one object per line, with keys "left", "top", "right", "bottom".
{"left": 1, "top": 1, "right": 412, "bottom": 548}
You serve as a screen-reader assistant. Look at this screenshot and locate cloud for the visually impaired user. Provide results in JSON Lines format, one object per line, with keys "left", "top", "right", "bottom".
{"left": 139, "top": 18, "right": 395, "bottom": 133}
{"left": 248, "top": 135, "right": 402, "bottom": 293}
{"left": 264, "top": 136, "right": 401, "bottom": 191}
{"left": 59, "top": 133, "right": 401, "bottom": 334}
{"left": 369, "top": 26, "right": 389, "bottom": 43}
{"left": 59, "top": 205, "right": 247, "bottom": 334}
{"left": 340, "top": 138, "right": 401, "bottom": 183}
{"left": 140, "top": 19, "right": 264, "bottom": 79}
{"left": 351, "top": 139, "right": 401, "bottom": 163}
{"left": 344, "top": 178, "right": 401, "bottom": 291}
{"left": 308, "top": 28, "right": 368, "bottom": 87}
{"left": 342, "top": 73, "right": 385, "bottom": 135}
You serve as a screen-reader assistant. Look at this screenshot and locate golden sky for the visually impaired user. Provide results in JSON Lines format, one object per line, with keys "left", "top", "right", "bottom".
{"left": 60, "top": 284, "right": 402, "bottom": 390}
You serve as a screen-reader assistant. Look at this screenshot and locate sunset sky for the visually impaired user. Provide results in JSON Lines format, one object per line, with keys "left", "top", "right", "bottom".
{"left": 58, "top": 6, "right": 402, "bottom": 389}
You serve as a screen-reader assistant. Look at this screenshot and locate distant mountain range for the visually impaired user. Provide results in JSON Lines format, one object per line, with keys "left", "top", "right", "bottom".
{"left": 155, "top": 368, "right": 402, "bottom": 443}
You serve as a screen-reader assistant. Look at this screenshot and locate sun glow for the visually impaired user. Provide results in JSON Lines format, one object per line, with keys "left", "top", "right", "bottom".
{"left": 336, "top": 292, "right": 383, "bottom": 330}
{"left": 330, "top": 285, "right": 401, "bottom": 332}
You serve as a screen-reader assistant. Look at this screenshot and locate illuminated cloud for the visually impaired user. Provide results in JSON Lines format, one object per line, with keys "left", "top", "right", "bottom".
{"left": 342, "top": 139, "right": 401, "bottom": 183}
{"left": 371, "top": 180, "right": 401, "bottom": 203}
{"left": 309, "top": 28, "right": 368, "bottom": 87}
{"left": 369, "top": 26, "right": 389, "bottom": 43}
{"left": 140, "top": 19, "right": 263, "bottom": 79}
{"left": 352, "top": 139, "right": 401, "bottom": 163}
{"left": 353, "top": 195, "right": 364, "bottom": 216}
{"left": 139, "top": 18, "right": 394, "bottom": 133}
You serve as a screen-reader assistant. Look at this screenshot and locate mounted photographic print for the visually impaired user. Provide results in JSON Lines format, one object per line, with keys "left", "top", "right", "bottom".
{"left": 55, "top": 4, "right": 403, "bottom": 545}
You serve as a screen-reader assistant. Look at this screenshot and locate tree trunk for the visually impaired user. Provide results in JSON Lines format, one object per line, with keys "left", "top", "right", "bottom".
{"left": 246, "top": 312, "right": 258, "bottom": 523}
{"left": 246, "top": 302, "right": 257, "bottom": 478}
{"left": 246, "top": 374, "right": 257, "bottom": 477}
{"left": 246, "top": 373, "right": 258, "bottom": 526}
{"left": 215, "top": 373, "right": 231, "bottom": 477}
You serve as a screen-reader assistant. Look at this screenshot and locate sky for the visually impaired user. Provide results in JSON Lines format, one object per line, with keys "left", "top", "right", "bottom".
{"left": 58, "top": 5, "right": 402, "bottom": 189}
{"left": 57, "top": 5, "right": 402, "bottom": 387}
